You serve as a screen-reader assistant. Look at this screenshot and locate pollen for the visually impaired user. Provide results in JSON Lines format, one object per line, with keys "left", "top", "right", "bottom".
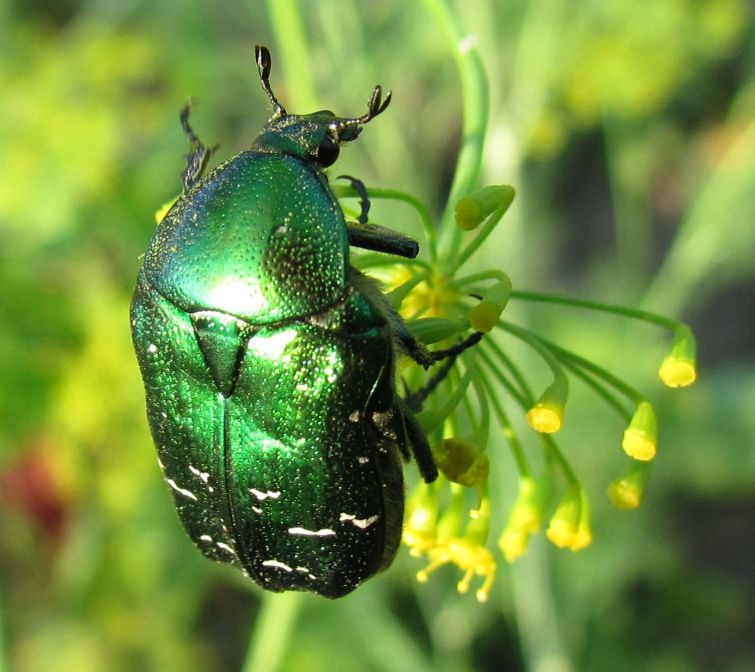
{"left": 659, "top": 356, "right": 697, "bottom": 388}
{"left": 607, "top": 478, "right": 642, "bottom": 509}
{"left": 526, "top": 404, "right": 563, "bottom": 433}
{"left": 622, "top": 429, "right": 657, "bottom": 461}
{"left": 416, "top": 538, "right": 497, "bottom": 603}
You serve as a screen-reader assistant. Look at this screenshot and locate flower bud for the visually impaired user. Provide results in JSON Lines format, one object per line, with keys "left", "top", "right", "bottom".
{"left": 607, "top": 461, "right": 650, "bottom": 509}
{"left": 659, "top": 325, "right": 697, "bottom": 388}
{"left": 469, "top": 275, "right": 512, "bottom": 332}
{"left": 455, "top": 185, "right": 515, "bottom": 231}
{"left": 527, "top": 376, "right": 569, "bottom": 434}
{"left": 433, "top": 437, "right": 489, "bottom": 488}
{"left": 545, "top": 485, "right": 581, "bottom": 549}
{"left": 622, "top": 402, "right": 658, "bottom": 461}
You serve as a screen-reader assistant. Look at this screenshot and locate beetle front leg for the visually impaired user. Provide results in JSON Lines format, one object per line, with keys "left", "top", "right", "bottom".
{"left": 339, "top": 175, "right": 420, "bottom": 259}
{"left": 180, "top": 104, "right": 216, "bottom": 191}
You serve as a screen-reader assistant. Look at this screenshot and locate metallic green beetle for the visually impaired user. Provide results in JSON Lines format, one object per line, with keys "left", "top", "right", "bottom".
{"left": 131, "top": 46, "right": 466, "bottom": 598}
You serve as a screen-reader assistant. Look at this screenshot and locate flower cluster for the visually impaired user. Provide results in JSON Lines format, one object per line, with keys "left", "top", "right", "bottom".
{"left": 341, "top": 183, "right": 697, "bottom": 602}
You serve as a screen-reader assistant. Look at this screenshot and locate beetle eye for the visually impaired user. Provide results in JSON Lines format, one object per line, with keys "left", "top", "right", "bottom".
{"left": 315, "top": 135, "right": 340, "bottom": 167}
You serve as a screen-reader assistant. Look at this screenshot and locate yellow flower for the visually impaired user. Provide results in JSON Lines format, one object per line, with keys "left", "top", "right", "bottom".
{"left": 469, "top": 274, "right": 512, "bottom": 333}
{"left": 607, "top": 461, "right": 650, "bottom": 510}
{"left": 527, "top": 377, "right": 569, "bottom": 434}
{"left": 659, "top": 356, "right": 697, "bottom": 388}
{"left": 569, "top": 490, "right": 593, "bottom": 551}
{"left": 659, "top": 325, "right": 697, "bottom": 388}
{"left": 402, "top": 482, "right": 439, "bottom": 557}
{"left": 545, "top": 486, "right": 581, "bottom": 549}
{"left": 622, "top": 402, "right": 658, "bottom": 461}
{"left": 497, "top": 475, "right": 551, "bottom": 562}
{"left": 417, "top": 538, "right": 497, "bottom": 603}
{"left": 432, "top": 437, "right": 489, "bottom": 489}
{"left": 455, "top": 185, "right": 515, "bottom": 231}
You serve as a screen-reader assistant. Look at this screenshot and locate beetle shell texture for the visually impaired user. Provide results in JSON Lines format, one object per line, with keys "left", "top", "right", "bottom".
{"left": 131, "top": 47, "right": 434, "bottom": 598}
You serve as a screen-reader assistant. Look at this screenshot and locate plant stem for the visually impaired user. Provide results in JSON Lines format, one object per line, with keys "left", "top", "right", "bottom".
{"left": 510, "top": 290, "right": 681, "bottom": 330}
{"left": 420, "top": 0, "right": 489, "bottom": 265}
{"left": 241, "top": 592, "right": 304, "bottom": 672}
{"left": 264, "top": 0, "right": 319, "bottom": 111}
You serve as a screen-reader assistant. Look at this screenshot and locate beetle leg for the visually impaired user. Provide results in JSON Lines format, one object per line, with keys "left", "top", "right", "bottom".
{"left": 339, "top": 175, "right": 420, "bottom": 259}
{"left": 403, "top": 333, "right": 484, "bottom": 412}
{"left": 338, "top": 175, "right": 370, "bottom": 224}
{"left": 180, "top": 103, "right": 216, "bottom": 191}
{"left": 429, "top": 331, "right": 484, "bottom": 362}
{"left": 398, "top": 400, "right": 438, "bottom": 483}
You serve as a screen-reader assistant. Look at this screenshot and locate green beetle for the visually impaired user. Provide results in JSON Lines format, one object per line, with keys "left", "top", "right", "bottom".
{"left": 131, "top": 46, "right": 475, "bottom": 597}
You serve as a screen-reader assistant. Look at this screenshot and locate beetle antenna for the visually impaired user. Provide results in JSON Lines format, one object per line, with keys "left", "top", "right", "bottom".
{"left": 254, "top": 45, "right": 286, "bottom": 119}
{"left": 343, "top": 85, "right": 392, "bottom": 129}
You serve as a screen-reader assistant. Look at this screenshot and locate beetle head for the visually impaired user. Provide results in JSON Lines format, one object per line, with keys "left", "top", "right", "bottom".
{"left": 252, "top": 45, "right": 390, "bottom": 168}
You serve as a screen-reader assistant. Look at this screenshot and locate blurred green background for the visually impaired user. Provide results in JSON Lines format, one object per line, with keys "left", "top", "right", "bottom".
{"left": 1, "top": 1, "right": 753, "bottom": 671}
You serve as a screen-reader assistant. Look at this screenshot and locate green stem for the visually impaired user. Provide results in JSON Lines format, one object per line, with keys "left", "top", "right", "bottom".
{"left": 0, "top": 585, "right": 6, "bottom": 672}
{"left": 454, "top": 269, "right": 511, "bottom": 287}
{"left": 352, "top": 254, "right": 432, "bottom": 273}
{"left": 536, "top": 336, "right": 646, "bottom": 406}
{"left": 510, "top": 290, "right": 682, "bottom": 331}
{"left": 420, "top": 0, "right": 489, "bottom": 266}
{"left": 479, "top": 346, "right": 530, "bottom": 409}
{"left": 482, "top": 336, "right": 536, "bottom": 405}
{"left": 479, "top": 343, "right": 579, "bottom": 486}
{"left": 470, "top": 374, "right": 491, "bottom": 448}
{"left": 449, "top": 199, "right": 513, "bottom": 275}
{"left": 264, "top": 0, "right": 320, "bottom": 111}
{"left": 241, "top": 592, "right": 304, "bottom": 672}
{"left": 559, "top": 357, "right": 632, "bottom": 421}
{"left": 498, "top": 321, "right": 568, "bottom": 387}
{"left": 540, "top": 435, "right": 580, "bottom": 487}
{"left": 481, "top": 374, "right": 531, "bottom": 477}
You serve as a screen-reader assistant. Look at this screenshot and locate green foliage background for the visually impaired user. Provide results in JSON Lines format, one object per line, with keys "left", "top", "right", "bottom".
{"left": 1, "top": 1, "right": 753, "bottom": 670}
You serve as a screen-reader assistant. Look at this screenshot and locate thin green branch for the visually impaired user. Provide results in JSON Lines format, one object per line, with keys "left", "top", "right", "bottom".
{"left": 510, "top": 290, "right": 683, "bottom": 331}
{"left": 559, "top": 357, "right": 632, "bottom": 421}
{"left": 498, "top": 321, "right": 568, "bottom": 386}
{"left": 419, "top": 0, "right": 489, "bottom": 265}
{"left": 535, "top": 335, "right": 646, "bottom": 406}
{"left": 449, "top": 201, "right": 512, "bottom": 275}
{"left": 263, "top": 0, "right": 319, "bottom": 111}
{"left": 479, "top": 341, "right": 578, "bottom": 486}
{"left": 479, "top": 373, "right": 531, "bottom": 477}
{"left": 241, "top": 592, "right": 304, "bottom": 672}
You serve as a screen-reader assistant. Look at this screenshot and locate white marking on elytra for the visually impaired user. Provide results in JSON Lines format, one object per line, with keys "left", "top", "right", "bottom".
{"left": 199, "top": 534, "right": 212, "bottom": 542}
{"left": 339, "top": 513, "right": 380, "bottom": 529}
{"left": 249, "top": 488, "right": 281, "bottom": 501}
{"left": 262, "top": 559, "right": 293, "bottom": 572}
{"left": 252, "top": 506, "right": 263, "bottom": 514}
{"left": 188, "top": 465, "right": 210, "bottom": 483}
{"left": 166, "top": 478, "right": 198, "bottom": 501}
{"left": 216, "top": 542, "right": 234, "bottom": 554}
{"left": 287, "top": 527, "right": 336, "bottom": 537}
{"left": 147, "top": 343, "right": 158, "bottom": 353}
